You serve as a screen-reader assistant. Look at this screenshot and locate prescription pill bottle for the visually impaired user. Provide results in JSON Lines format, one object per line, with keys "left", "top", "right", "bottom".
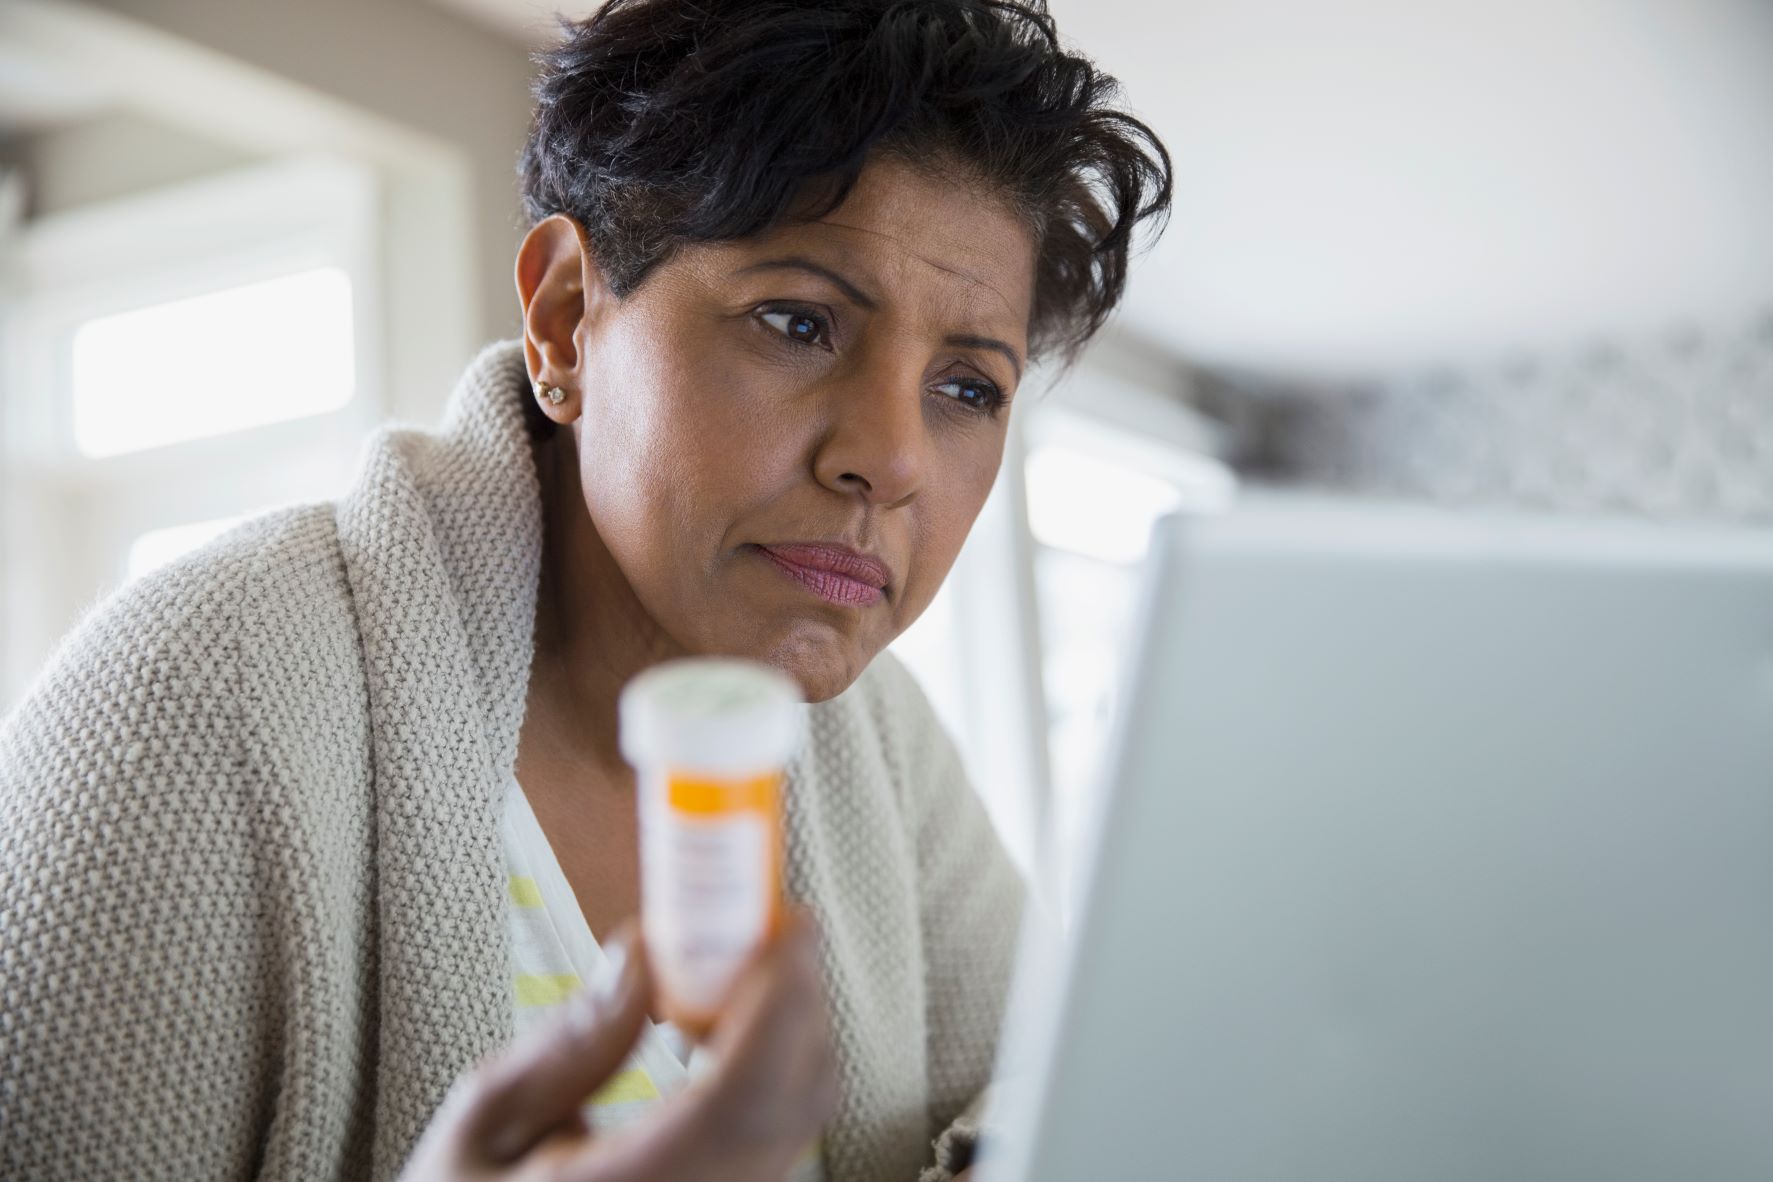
{"left": 619, "top": 656, "right": 804, "bottom": 1034}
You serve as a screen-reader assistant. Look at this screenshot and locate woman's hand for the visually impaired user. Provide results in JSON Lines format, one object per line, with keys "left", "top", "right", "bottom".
{"left": 399, "top": 910, "right": 838, "bottom": 1182}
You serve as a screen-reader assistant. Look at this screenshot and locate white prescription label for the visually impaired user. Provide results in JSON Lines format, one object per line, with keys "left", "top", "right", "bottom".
{"left": 640, "top": 768, "right": 776, "bottom": 1018}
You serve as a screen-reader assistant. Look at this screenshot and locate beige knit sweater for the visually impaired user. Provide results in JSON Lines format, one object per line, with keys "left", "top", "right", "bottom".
{"left": 0, "top": 338, "right": 1025, "bottom": 1182}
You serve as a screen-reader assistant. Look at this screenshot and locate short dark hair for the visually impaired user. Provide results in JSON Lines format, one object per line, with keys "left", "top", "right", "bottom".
{"left": 517, "top": 0, "right": 1171, "bottom": 367}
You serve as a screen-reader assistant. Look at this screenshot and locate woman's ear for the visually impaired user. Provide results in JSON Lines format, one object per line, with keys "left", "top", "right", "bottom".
{"left": 514, "top": 213, "right": 611, "bottom": 426}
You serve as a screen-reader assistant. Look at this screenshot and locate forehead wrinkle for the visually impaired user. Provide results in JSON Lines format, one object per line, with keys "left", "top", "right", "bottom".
{"left": 810, "top": 215, "right": 1030, "bottom": 335}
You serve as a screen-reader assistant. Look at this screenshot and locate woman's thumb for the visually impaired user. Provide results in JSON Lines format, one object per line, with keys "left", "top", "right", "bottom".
{"left": 460, "top": 920, "right": 652, "bottom": 1162}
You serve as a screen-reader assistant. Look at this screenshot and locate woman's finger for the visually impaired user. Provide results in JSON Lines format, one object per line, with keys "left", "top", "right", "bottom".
{"left": 564, "top": 910, "right": 836, "bottom": 1182}
{"left": 668, "top": 907, "right": 835, "bottom": 1182}
{"left": 456, "top": 921, "right": 652, "bottom": 1163}
{"left": 697, "top": 907, "right": 838, "bottom": 1138}
{"left": 704, "top": 907, "right": 822, "bottom": 1059}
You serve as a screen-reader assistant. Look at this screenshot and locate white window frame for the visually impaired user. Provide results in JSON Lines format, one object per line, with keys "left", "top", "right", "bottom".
{"left": 4, "top": 153, "right": 384, "bottom": 466}
{"left": 0, "top": 154, "right": 383, "bottom": 707}
{"left": 892, "top": 339, "right": 1237, "bottom": 917}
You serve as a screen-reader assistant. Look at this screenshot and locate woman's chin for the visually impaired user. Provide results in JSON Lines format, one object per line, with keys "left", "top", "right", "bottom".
{"left": 679, "top": 589, "right": 887, "bottom": 701}
{"left": 742, "top": 631, "right": 874, "bottom": 704}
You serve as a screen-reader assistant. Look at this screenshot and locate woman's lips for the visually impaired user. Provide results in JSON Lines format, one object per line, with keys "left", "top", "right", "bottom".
{"left": 753, "top": 544, "right": 887, "bottom": 607}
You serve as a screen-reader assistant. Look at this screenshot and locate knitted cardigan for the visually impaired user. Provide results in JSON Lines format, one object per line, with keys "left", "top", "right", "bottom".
{"left": 0, "top": 338, "right": 1026, "bottom": 1182}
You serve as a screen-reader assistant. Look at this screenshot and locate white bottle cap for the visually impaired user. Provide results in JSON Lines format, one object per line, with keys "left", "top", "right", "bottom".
{"left": 619, "top": 657, "right": 805, "bottom": 776}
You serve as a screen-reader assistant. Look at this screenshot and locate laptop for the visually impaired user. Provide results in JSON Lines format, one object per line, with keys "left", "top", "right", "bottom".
{"left": 979, "top": 497, "right": 1773, "bottom": 1182}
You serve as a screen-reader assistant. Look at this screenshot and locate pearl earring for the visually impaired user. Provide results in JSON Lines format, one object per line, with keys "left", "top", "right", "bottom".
{"left": 534, "top": 380, "right": 566, "bottom": 406}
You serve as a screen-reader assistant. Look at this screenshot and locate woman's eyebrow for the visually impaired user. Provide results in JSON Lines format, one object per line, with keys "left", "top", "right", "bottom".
{"left": 947, "top": 334, "right": 1023, "bottom": 382}
{"left": 732, "top": 257, "right": 879, "bottom": 310}
{"left": 734, "top": 255, "right": 1024, "bottom": 379}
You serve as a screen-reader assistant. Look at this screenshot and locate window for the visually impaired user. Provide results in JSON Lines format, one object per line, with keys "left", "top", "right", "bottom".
{"left": 126, "top": 514, "right": 247, "bottom": 582}
{"left": 890, "top": 356, "right": 1236, "bottom": 919}
{"left": 72, "top": 267, "right": 355, "bottom": 457}
{"left": 0, "top": 155, "right": 380, "bottom": 712}
{"left": 1026, "top": 435, "right": 1233, "bottom": 907}
{"left": 1025, "top": 444, "right": 1187, "bottom": 563}
{"left": 1041, "top": 429, "right": 1234, "bottom": 913}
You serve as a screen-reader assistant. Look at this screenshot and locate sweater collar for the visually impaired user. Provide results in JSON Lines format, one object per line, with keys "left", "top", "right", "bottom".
{"left": 425, "top": 336, "right": 547, "bottom": 779}
{"left": 337, "top": 332, "right": 543, "bottom": 785}
{"left": 333, "top": 335, "right": 543, "bottom": 1176}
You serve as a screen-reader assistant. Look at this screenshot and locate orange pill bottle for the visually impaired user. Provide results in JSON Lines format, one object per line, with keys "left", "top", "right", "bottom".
{"left": 618, "top": 657, "right": 804, "bottom": 1034}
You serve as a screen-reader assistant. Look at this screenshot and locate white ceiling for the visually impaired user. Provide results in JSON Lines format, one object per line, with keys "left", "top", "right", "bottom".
{"left": 428, "top": 0, "right": 1773, "bottom": 375}
{"left": 1052, "top": 0, "right": 1773, "bottom": 375}
{"left": 0, "top": 39, "right": 114, "bottom": 133}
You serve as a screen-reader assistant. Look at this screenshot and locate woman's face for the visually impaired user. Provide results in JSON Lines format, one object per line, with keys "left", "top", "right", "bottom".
{"left": 520, "top": 154, "right": 1038, "bottom": 702}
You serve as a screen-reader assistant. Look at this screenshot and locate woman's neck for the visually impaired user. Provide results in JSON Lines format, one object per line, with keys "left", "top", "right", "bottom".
{"left": 525, "top": 425, "right": 687, "bottom": 783}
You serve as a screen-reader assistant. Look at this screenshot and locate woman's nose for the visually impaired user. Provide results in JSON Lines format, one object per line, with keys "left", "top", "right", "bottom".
{"left": 811, "top": 379, "right": 925, "bottom": 507}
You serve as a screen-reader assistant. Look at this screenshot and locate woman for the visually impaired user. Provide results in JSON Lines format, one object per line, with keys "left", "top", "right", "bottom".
{"left": 0, "top": 1, "right": 1168, "bottom": 1179}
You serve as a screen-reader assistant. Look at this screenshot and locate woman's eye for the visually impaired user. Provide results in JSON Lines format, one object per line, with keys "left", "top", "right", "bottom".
{"left": 932, "top": 376, "right": 1006, "bottom": 415}
{"left": 759, "top": 307, "right": 830, "bottom": 348}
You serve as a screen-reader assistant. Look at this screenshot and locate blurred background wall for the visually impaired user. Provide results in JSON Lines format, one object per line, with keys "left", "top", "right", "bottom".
{"left": 0, "top": 0, "right": 539, "bottom": 722}
{"left": 3, "top": 0, "right": 1769, "bottom": 908}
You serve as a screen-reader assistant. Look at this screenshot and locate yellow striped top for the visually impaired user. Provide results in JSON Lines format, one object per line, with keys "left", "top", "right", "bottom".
{"left": 502, "top": 773, "right": 824, "bottom": 1177}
